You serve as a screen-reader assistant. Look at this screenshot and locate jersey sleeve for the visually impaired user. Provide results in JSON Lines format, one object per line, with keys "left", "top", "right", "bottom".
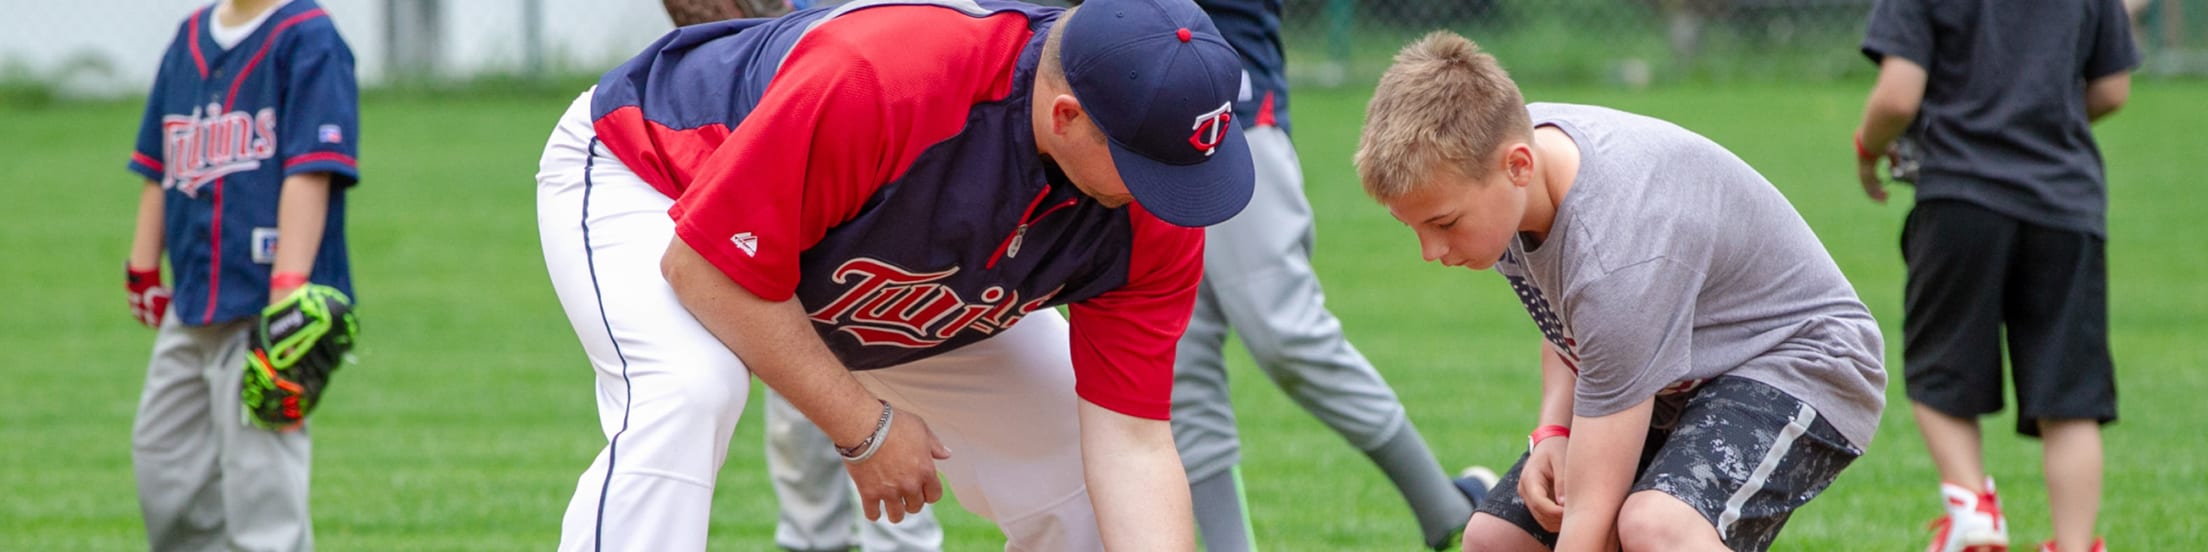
{"left": 1066, "top": 206, "right": 1205, "bottom": 420}
{"left": 1861, "top": 0, "right": 1932, "bottom": 68}
{"left": 668, "top": 10, "right": 1008, "bottom": 302}
{"left": 129, "top": 32, "right": 188, "bottom": 183}
{"left": 1562, "top": 258, "right": 1704, "bottom": 419}
{"left": 276, "top": 32, "right": 360, "bottom": 187}
{"left": 668, "top": 43, "right": 895, "bottom": 302}
{"left": 2083, "top": 0, "right": 2141, "bottom": 81}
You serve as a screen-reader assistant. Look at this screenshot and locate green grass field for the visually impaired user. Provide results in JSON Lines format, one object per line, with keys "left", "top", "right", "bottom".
{"left": 4, "top": 79, "right": 2203, "bottom": 550}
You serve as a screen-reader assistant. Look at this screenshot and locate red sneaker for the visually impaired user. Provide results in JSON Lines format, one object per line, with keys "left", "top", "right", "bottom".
{"left": 1927, "top": 478, "right": 2008, "bottom": 552}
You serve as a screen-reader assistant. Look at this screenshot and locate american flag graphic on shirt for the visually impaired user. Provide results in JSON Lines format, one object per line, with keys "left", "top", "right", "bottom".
{"left": 1497, "top": 249, "right": 1705, "bottom": 396}
{"left": 1499, "top": 249, "right": 1582, "bottom": 373}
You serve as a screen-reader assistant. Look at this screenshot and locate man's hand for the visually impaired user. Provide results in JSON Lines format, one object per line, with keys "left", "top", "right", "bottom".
{"left": 846, "top": 406, "right": 953, "bottom": 523}
{"left": 1521, "top": 436, "right": 1570, "bottom": 532}
{"left": 660, "top": 238, "right": 949, "bottom": 520}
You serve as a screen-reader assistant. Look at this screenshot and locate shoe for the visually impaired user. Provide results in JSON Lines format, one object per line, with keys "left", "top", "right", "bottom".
{"left": 2037, "top": 538, "right": 2107, "bottom": 552}
{"left": 1927, "top": 478, "right": 2009, "bottom": 552}
{"left": 1455, "top": 465, "right": 1500, "bottom": 508}
{"left": 1426, "top": 466, "right": 1503, "bottom": 551}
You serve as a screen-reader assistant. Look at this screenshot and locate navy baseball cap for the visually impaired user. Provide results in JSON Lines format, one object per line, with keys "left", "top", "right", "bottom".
{"left": 1059, "top": 0, "right": 1254, "bottom": 227}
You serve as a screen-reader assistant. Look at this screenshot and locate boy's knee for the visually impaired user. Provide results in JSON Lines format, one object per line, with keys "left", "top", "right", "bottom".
{"left": 1459, "top": 513, "right": 1544, "bottom": 552}
{"left": 1617, "top": 492, "right": 1720, "bottom": 552}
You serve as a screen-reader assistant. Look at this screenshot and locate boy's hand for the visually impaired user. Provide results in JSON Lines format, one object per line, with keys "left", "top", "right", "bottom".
{"left": 1856, "top": 156, "right": 1888, "bottom": 204}
{"left": 127, "top": 265, "right": 170, "bottom": 328}
{"left": 1854, "top": 133, "right": 1890, "bottom": 204}
{"left": 1521, "top": 437, "right": 1570, "bottom": 532}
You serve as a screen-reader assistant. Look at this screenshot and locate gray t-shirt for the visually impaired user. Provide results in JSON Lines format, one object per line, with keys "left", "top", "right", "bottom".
{"left": 1497, "top": 103, "right": 1888, "bottom": 448}
{"left": 1862, "top": 0, "right": 2138, "bottom": 236}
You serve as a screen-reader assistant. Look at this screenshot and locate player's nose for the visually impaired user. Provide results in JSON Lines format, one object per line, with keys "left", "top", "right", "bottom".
{"left": 1418, "top": 235, "right": 1447, "bottom": 263}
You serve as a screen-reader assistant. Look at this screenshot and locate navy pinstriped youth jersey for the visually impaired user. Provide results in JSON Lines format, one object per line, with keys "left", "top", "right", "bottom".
{"left": 128, "top": 0, "right": 360, "bottom": 325}
{"left": 1195, "top": 0, "right": 1287, "bottom": 133}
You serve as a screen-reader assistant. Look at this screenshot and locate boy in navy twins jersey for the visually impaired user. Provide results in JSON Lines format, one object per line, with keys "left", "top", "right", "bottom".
{"left": 124, "top": 0, "right": 357, "bottom": 550}
{"left": 534, "top": 0, "right": 1254, "bottom": 549}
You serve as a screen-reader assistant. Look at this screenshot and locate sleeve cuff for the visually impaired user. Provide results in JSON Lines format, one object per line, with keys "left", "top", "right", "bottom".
{"left": 1859, "top": 39, "right": 1931, "bottom": 69}
{"left": 283, "top": 152, "right": 360, "bottom": 186}
{"left": 1075, "top": 381, "right": 1171, "bottom": 420}
{"left": 128, "top": 152, "right": 163, "bottom": 182}
{"left": 673, "top": 216, "right": 797, "bottom": 303}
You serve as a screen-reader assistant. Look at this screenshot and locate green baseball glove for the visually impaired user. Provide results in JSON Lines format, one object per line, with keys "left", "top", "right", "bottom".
{"left": 241, "top": 284, "right": 360, "bottom": 430}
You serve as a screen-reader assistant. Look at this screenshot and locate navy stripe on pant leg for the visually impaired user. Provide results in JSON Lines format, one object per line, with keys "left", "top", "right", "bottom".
{"left": 578, "top": 137, "right": 636, "bottom": 552}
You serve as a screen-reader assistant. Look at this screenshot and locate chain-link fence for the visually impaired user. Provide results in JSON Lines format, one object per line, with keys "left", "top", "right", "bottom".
{"left": 4, "top": 0, "right": 2203, "bottom": 100}
{"left": 1282, "top": 0, "right": 2208, "bottom": 88}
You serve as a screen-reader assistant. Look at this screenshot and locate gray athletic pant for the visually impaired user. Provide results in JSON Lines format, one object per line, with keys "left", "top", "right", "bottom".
{"left": 133, "top": 312, "right": 313, "bottom": 552}
{"left": 764, "top": 390, "right": 943, "bottom": 552}
{"left": 1171, "top": 126, "right": 1469, "bottom": 549}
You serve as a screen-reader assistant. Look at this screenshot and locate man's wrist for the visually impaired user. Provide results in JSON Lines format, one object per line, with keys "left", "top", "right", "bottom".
{"left": 836, "top": 400, "right": 894, "bottom": 463}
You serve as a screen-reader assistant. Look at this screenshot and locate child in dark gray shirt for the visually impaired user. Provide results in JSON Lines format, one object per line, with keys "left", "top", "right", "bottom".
{"left": 1855, "top": 1, "right": 2135, "bottom": 551}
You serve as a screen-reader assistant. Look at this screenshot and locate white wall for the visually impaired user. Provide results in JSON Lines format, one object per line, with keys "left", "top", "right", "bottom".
{"left": 3, "top": 0, "right": 677, "bottom": 98}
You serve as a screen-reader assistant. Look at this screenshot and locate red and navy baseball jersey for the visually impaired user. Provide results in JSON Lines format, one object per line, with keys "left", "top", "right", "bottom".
{"left": 127, "top": 0, "right": 360, "bottom": 326}
{"left": 591, "top": 0, "right": 1205, "bottom": 420}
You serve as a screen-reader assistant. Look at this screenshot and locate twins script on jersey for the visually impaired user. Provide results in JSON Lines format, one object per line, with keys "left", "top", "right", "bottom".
{"left": 162, "top": 103, "right": 277, "bottom": 198}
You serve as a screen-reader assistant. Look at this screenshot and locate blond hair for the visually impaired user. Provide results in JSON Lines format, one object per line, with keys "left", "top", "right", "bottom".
{"left": 1354, "top": 31, "right": 1531, "bottom": 200}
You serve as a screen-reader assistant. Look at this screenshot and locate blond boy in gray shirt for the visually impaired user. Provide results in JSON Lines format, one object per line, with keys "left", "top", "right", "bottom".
{"left": 1354, "top": 32, "right": 1887, "bottom": 552}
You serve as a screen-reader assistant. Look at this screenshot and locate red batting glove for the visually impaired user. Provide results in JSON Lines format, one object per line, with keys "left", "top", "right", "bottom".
{"left": 128, "top": 265, "right": 170, "bottom": 328}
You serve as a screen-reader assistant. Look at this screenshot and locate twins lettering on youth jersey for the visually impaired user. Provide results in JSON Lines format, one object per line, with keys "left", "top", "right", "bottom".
{"left": 161, "top": 104, "right": 278, "bottom": 197}
{"left": 807, "top": 258, "right": 1062, "bottom": 349}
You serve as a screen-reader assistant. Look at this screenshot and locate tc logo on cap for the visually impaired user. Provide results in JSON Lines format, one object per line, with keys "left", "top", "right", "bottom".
{"left": 1189, "top": 102, "right": 1232, "bottom": 157}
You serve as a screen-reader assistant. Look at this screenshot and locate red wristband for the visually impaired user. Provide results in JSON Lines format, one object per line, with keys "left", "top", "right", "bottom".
{"left": 1854, "top": 133, "right": 1880, "bottom": 162}
{"left": 127, "top": 265, "right": 163, "bottom": 288}
{"left": 270, "top": 271, "right": 309, "bottom": 292}
{"left": 1528, "top": 424, "right": 1571, "bottom": 452}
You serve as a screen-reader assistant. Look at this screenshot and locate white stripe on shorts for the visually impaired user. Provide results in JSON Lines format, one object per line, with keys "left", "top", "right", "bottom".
{"left": 1716, "top": 402, "right": 1818, "bottom": 539}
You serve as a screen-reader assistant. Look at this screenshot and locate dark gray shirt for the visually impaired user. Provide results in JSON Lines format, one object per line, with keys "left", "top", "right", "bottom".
{"left": 1862, "top": 0, "right": 2138, "bottom": 236}
{"left": 1497, "top": 103, "right": 1888, "bottom": 448}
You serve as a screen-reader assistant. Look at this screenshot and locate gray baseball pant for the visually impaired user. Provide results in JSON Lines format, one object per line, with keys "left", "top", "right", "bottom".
{"left": 1170, "top": 126, "right": 1471, "bottom": 550}
{"left": 133, "top": 312, "right": 314, "bottom": 552}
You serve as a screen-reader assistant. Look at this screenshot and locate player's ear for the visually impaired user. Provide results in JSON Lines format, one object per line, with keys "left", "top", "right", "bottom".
{"left": 1504, "top": 142, "right": 1536, "bottom": 188}
{"left": 1049, "top": 94, "right": 1085, "bottom": 140}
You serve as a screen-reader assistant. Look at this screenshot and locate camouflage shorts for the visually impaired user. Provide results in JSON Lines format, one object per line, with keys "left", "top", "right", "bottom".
{"left": 1474, "top": 377, "right": 1862, "bottom": 551}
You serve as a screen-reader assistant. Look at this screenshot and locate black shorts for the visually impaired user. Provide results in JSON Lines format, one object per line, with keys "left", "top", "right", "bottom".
{"left": 1474, "top": 377, "right": 1860, "bottom": 552}
{"left": 1901, "top": 200, "right": 2117, "bottom": 437}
